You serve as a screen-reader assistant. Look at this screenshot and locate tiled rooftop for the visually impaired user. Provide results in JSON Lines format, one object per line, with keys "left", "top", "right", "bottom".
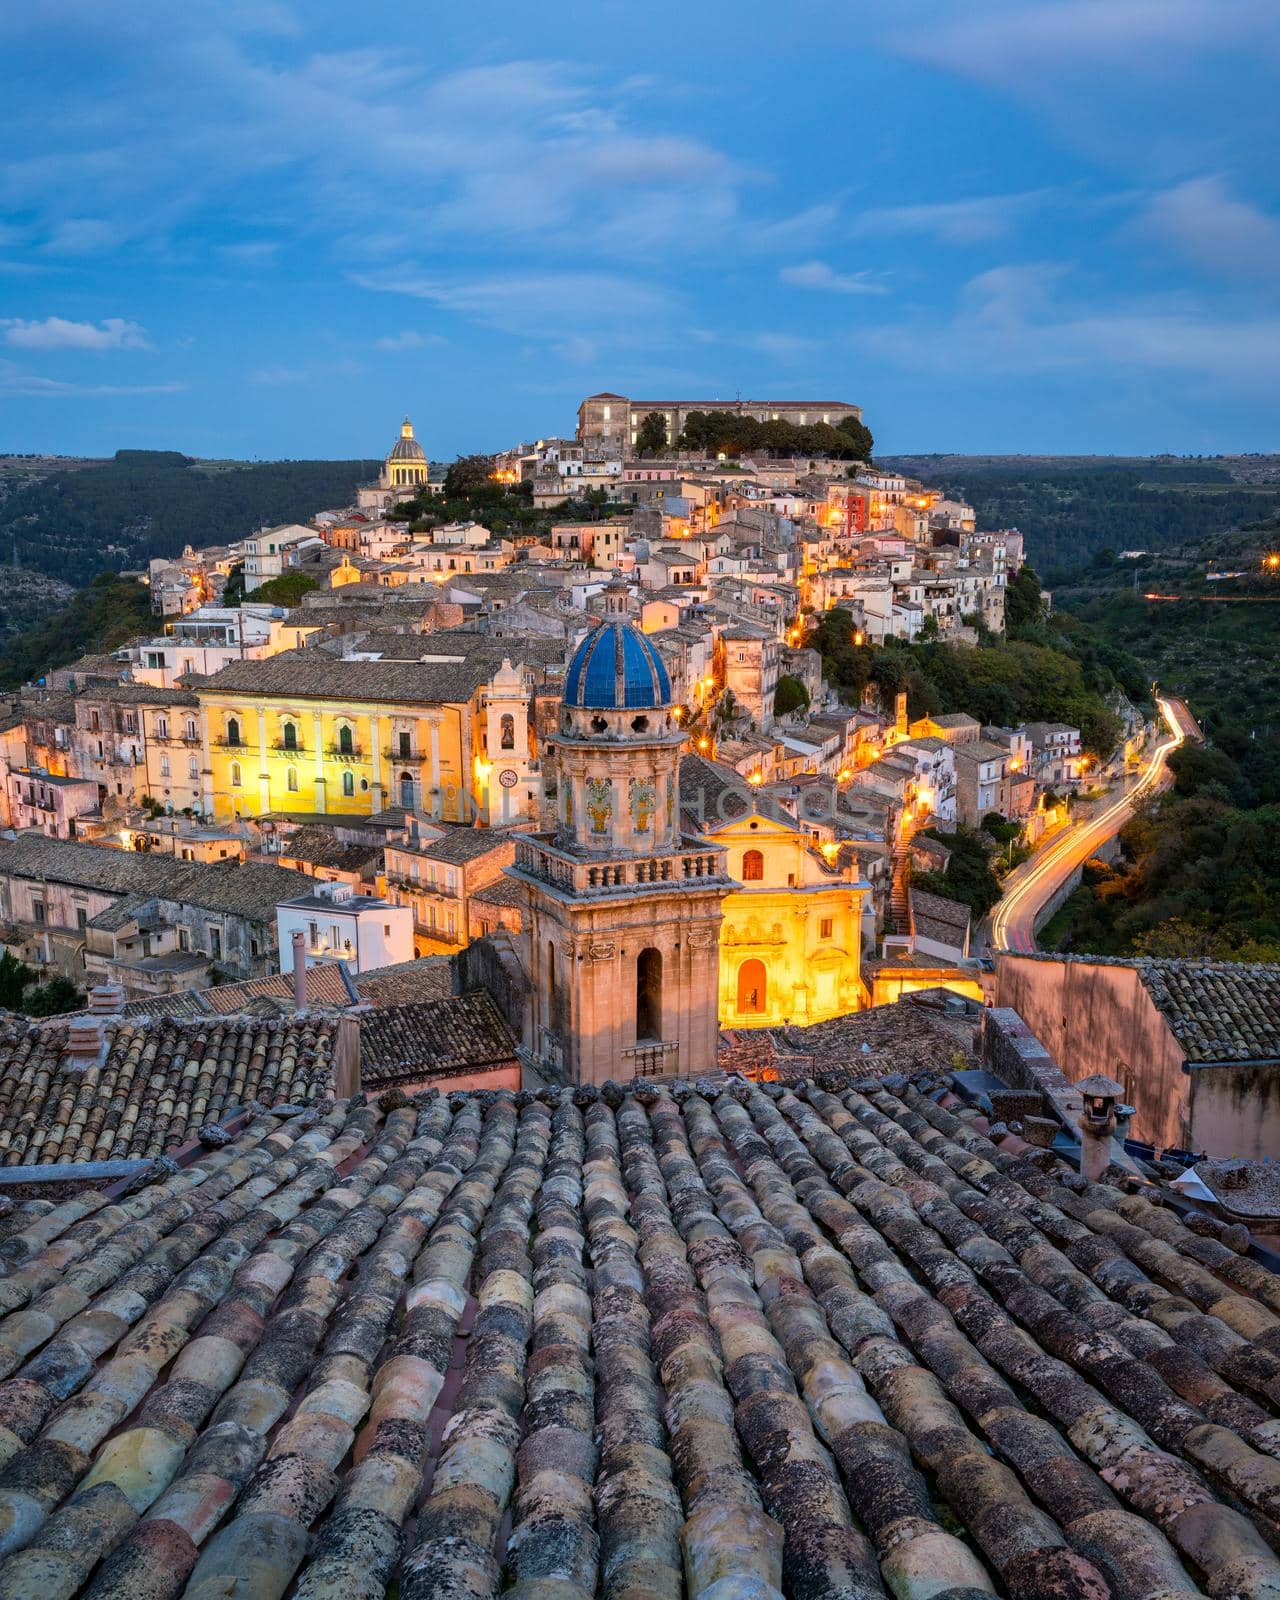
{"left": 0, "top": 1015, "right": 336, "bottom": 1166}
{"left": 0, "top": 1073, "right": 1276, "bottom": 1595}
{"left": 359, "top": 991, "right": 518, "bottom": 1084}
{"left": 1004, "top": 954, "right": 1280, "bottom": 1066}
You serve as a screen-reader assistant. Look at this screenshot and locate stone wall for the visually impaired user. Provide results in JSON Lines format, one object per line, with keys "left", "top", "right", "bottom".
{"left": 981, "top": 1005, "right": 1086, "bottom": 1131}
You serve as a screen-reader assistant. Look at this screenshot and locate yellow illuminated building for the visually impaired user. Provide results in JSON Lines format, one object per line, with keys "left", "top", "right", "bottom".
{"left": 194, "top": 651, "right": 538, "bottom": 825}
{"left": 703, "top": 806, "right": 869, "bottom": 1028}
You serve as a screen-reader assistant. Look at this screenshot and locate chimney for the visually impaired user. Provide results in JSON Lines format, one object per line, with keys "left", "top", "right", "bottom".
{"left": 1075, "top": 1074, "right": 1125, "bottom": 1183}
{"left": 291, "top": 929, "right": 307, "bottom": 1011}
{"left": 87, "top": 983, "right": 125, "bottom": 1017}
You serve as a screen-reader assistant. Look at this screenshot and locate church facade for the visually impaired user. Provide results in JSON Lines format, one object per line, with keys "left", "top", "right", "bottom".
{"left": 508, "top": 615, "right": 732, "bottom": 1085}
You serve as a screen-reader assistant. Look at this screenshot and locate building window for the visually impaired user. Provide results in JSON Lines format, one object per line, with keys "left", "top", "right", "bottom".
{"left": 282, "top": 721, "right": 298, "bottom": 751}
{"left": 342, "top": 771, "right": 354, "bottom": 797}
{"left": 189, "top": 757, "right": 198, "bottom": 779}
{"left": 230, "top": 762, "right": 241, "bottom": 787}
{"left": 160, "top": 756, "right": 170, "bottom": 778}
{"left": 186, "top": 718, "right": 197, "bottom": 740}
{"left": 156, "top": 716, "right": 168, "bottom": 739}
{"left": 500, "top": 713, "right": 515, "bottom": 750}
{"left": 742, "top": 849, "right": 764, "bottom": 882}
{"left": 736, "top": 958, "right": 766, "bottom": 1015}
{"left": 226, "top": 716, "right": 240, "bottom": 746}
{"left": 400, "top": 772, "right": 415, "bottom": 809}
{"left": 210, "top": 927, "right": 221, "bottom": 959}
{"left": 76, "top": 908, "right": 87, "bottom": 932}
{"left": 398, "top": 731, "right": 411, "bottom": 759}
{"left": 178, "top": 927, "right": 189, "bottom": 950}
{"left": 287, "top": 767, "right": 299, "bottom": 792}
{"left": 820, "top": 917, "right": 833, "bottom": 940}
{"left": 338, "top": 724, "right": 354, "bottom": 755}
{"left": 636, "top": 947, "right": 663, "bottom": 1042}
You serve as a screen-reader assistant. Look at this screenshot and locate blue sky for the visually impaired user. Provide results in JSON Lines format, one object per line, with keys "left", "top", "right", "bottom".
{"left": 2, "top": 0, "right": 1278, "bottom": 459}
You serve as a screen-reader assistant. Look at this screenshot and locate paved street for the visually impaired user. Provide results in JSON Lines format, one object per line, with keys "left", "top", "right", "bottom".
{"left": 988, "top": 697, "right": 1197, "bottom": 953}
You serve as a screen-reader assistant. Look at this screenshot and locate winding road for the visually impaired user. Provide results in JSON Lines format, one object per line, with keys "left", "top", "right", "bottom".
{"left": 988, "top": 696, "right": 1199, "bottom": 953}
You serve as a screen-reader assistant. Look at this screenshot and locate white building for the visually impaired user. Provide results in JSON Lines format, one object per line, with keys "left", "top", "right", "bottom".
{"left": 276, "top": 880, "right": 413, "bottom": 974}
{"left": 241, "top": 526, "right": 323, "bottom": 591}
{"left": 130, "top": 604, "right": 289, "bottom": 687}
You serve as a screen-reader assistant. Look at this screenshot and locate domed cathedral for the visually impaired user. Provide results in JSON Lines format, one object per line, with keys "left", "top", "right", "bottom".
{"left": 356, "top": 416, "right": 429, "bottom": 510}
{"left": 385, "top": 417, "right": 427, "bottom": 488}
{"left": 507, "top": 619, "right": 732, "bottom": 1085}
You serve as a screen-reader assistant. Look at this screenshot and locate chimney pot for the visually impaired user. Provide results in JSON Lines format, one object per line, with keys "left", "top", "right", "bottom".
{"left": 291, "top": 928, "right": 307, "bottom": 1010}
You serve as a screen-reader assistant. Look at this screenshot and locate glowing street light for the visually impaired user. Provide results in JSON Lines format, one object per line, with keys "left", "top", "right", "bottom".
{"left": 748, "top": 771, "right": 763, "bottom": 786}
{"left": 853, "top": 630, "right": 865, "bottom": 647}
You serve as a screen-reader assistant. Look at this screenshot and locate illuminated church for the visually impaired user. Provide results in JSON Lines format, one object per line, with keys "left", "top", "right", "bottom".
{"left": 356, "top": 417, "right": 430, "bottom": 510}
{"left": 509, "top": 616, "right": 732, "bottom": 1085}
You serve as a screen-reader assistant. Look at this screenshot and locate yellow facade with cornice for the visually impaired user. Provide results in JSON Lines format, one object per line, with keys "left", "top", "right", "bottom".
{"left": 703, "top": 809, "right": 869, "bottom": 1028}
{"left": 196, "top": 690, "right": 474, "bottom": 822}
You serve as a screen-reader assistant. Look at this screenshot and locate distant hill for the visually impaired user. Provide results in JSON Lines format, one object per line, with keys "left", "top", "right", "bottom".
{"left": 0, "top": 451, "right": 380, "bottom": 583}
{"left": 879, "top": 454, "right": 1280, "bottom": 580}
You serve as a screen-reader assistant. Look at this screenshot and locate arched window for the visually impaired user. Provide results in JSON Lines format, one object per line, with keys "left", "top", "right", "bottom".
{"left": 230, "top": 762, "right": 242, "bottom": 788}
{"left": 500, "top": 713, "right": 515, "bottom": 751}
{"left": 185, "top": 718, "right": 196, "bottom": 741}
{"left": 742, "top": 849, "right": 764, "bottom": 882}
{"left": 737, "top": 958, "right": 767, "bottom": 1015}
{"left": 636, "top": 948, "right": 663, "bottom": 1042}
{"left": 342, "top": 771, "right": 354, "bottom": 797}
{"left": 338, "top": 724, "right": 354, "bottom": 755}
{"left": 226, "top": 716, "right": 240, "bottom": 747}
{"left": 399, "top": 772, "right": 414, "bottom": 809}
{"left": 282, "top": 721, "right": 298, "bottom": 751}
{"left": 286, "top": 766, "right": 298, "bottom": 792}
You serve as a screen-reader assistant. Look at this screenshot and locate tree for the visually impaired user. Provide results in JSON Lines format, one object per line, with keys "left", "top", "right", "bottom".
{"left": 635, "top": 412, "right": 669, "bottom": 457}
{"left": 1005, "top": 565, "right": 1045, "bottom": 634}
{"left": 774, "top": 674, "right": 810, "bottom": 718}
{"left": 919, "top": 615, "right": 940, "bottom": 641}
{"left": 0, "top": 950, "right": 32, "bottom": 1011}
{"left": 836, "top": 413, "right": 874, "bottom": 460}
{"left": 222, "top": 562, "right": 246, "bottom": 606}
{"left": 23, "top": 975, "right": 84, "bottom": 1017}
{"left": 444, "top": 454, "right": 496, "bottom": 499}
{"left": 254, "top": 571, "right": 320, "bottom": 607}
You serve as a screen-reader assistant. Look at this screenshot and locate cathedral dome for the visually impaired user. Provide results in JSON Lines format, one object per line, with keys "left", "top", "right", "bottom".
{"left": 388, "top": 417, "right": 426, "bottom": 463}
{"left": 563, "top": 621, "right": 671, "bottom": 711}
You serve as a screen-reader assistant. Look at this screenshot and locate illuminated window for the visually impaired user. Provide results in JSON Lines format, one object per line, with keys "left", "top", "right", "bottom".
{"left": 742, "top": 849, "right": 764, "bottom": 881}
{"left": 820, "top": 917, "right": 833, "bottom": 940}
{"left": 230, "top": 762, "right": 241, "bottom": 787}
{"left": 287, "top": 767, "right": 298, "bottom": 792}
{"left": 737, "top": 959, "right": 767, "bottom": 1015}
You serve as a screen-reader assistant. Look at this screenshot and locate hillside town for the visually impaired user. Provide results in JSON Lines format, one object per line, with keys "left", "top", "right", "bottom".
{"left": 0, "top": 405, "right": 1274, "bottom": 1221}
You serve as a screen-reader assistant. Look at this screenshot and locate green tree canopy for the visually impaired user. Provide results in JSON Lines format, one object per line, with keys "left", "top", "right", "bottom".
{"left": 634, "top": 412, "right": 669, "bottom": 456}
{"left": 253, "top": 571, "right": 320, "bottom": 606}
{"left": 774, "top": 674, "right": 811, "bottom": 718}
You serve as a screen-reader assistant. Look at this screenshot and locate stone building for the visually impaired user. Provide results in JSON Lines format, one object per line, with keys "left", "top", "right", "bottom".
{"left": 576, "top": 392, "right": 862, "bottom": 453}
{"left": 356, "top": 416, "right": 431, "bottom": 509}
{"left": 509, "top": 619, "right": 732, "bottom": 1084}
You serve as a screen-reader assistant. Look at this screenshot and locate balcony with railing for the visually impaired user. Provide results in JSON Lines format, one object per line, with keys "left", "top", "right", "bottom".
{"left": 623, "top": 1040, "right": 679, "bottom": 1077}
{"left": 325, "top": 744, "right": 366, "bottom": 763}
{"left": 383, "top": 747, "right": 428, "bottom": 764}
{"left": 511, "top": 835, "right": 727, "bottom": 898}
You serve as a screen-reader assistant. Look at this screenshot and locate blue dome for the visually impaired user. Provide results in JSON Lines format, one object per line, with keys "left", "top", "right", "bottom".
{"left": 563, "top": 621, "right": 671, "bottom": 710}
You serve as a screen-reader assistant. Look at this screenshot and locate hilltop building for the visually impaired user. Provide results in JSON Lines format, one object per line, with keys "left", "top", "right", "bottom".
{"left": 577, "top": 392, "right": 862, "bottom": 453}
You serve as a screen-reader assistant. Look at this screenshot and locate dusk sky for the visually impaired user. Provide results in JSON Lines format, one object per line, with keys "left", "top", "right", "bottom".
{"left": 3, "top": 0, "right": 1278, "bottom": 461}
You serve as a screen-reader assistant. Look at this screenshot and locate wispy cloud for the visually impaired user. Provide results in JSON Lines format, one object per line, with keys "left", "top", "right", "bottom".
{"left": 779, "top": 261, "right": 887, "bottom": 296}
{"left": 373, "top": 330, "right": 447, "bottom": 352}
{"left": 852, "top": 191, "right": 1055, "bottom": 245}
{"left": 1138, "top": 176, "right": 1280, "bottom": 282}
{"left": 863, "top": 262, "right": 1280, "bottom": 390}
{"left": 352, "top": 269, "right": 676, "bottom": 336}
{"left": 1, "top": 316, "right": 152, "bottom": 351}
{"left": 0, "top": 359, "right": 183, "bottom": 397}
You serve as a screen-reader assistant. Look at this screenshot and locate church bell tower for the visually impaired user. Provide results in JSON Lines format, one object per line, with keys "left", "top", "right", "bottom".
{"left": 508, "top": 620, "right": 730, "bottom": 1085}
